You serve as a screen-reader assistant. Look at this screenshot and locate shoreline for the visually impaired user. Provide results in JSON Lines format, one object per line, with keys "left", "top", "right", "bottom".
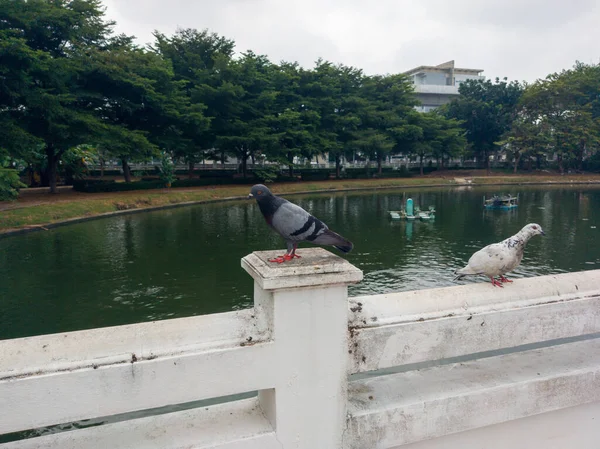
{"left": 2, "top": 177, "right": 600, "bottom": 238}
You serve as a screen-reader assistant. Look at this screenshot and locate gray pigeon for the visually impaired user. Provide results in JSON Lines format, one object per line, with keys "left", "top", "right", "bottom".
{"left": 454, "top": 223, "right": 545, "bottom": 287}
{"left": 248, "top": 184, "right": 353, "bottom": 263}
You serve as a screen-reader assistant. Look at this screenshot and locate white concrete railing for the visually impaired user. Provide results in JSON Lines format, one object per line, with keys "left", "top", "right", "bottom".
{"left": 1, "top": 249, "right": 599, "bottom": 449}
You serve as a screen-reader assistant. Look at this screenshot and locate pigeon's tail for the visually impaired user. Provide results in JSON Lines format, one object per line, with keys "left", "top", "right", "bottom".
{"left": 453, "top": 265, "right": 480, "bottom": 281}
{"left": 313, "top": 229, "right": 353, "bottom": 253}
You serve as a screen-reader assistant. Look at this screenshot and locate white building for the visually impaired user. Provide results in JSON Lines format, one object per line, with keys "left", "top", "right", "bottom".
{"left": 404, "top": 60, "right": 485, "bottom": 112}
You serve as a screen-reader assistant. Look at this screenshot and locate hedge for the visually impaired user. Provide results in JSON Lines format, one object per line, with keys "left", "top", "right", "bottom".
{"left": 87, "top": 170, "right": 123, "bottom": 177}
{"left": 74, "top": 167, "right": 420, "bottom": 193}
{"left": 72, "top": 176, "right": 262, "bottom": 193}
{"left": 300, "top": 170, "right": 331, "bottom": 181}
{"left": 72, "top": 179, "right": 165, "bottom": 193}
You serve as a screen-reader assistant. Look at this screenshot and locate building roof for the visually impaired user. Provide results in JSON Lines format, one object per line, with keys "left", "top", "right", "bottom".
{"left": 403, "top": 60, "right": 483, "bottom": 76}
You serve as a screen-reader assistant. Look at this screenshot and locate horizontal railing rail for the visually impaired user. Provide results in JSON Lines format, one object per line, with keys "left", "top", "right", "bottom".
{"left": 1, "top": 251, "right": 598, "bottom": 449}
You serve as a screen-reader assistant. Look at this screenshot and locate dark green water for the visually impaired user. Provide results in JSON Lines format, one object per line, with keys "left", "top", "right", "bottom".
{"left": 2, "top": 185, "right": 600, "bottom": 340}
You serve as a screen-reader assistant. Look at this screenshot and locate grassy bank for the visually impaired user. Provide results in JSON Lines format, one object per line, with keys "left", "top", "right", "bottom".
{"left": 2, "top": 174, "right": 600, "bottom": 233}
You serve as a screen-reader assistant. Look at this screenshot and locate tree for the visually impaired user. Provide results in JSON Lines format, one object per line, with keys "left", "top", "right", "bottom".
{"left": 268, "top": 62, "right": 320, "bottom": 176}
{"left": 519, "top": 63, "right": 600, "bottom": 173}
{"left": 0, "top": 0, "right": 115, "bottom": 193}
{"left": 152, "top": 28, "right": 235, "bottom": 176}
{"left": 302, "top": 60, "right": 364, "bottom": 178}
{"left": 496, "top": 108, "right": 551, "bottom": 173}
{"left": 86, "top": 41, "right": 207, "bottom": 182}
{"left": 216, "top": 52, "right": 278, "bottom": 177}
{"left": 445, "top": 78, "right": 523, "bottom": 173}
{"left": 433, "top": 115, "right": 466, "bottom": 169}
{"left": 355, "top": 74, "right": 417, "bottom": 174}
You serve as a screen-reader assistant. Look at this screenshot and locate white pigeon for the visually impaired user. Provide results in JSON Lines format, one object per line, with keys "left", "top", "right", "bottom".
{"left": 454, "top": 223, "right": 546, "bottom": 287}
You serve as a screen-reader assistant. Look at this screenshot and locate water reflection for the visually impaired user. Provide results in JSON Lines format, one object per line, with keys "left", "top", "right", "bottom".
{"left": 1, "top": 185, "right": 599, "bottom": 339}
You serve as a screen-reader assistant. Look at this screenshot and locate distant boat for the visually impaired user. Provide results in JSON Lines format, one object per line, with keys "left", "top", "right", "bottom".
{"left": 389, "top": 198, "right": 436, "bottom": 221}
{"left": 484, "top": 194, "right": 519, "bottom": 210}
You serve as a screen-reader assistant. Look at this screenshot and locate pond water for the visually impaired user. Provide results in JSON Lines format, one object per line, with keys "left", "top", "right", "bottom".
{"left": 1, "top": 185, "right": 599, "bottom": 340}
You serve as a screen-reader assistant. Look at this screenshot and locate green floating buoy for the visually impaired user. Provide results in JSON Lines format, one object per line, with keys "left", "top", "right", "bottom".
{"left": 406, "top": 198, "right": 414, "bottom": 218}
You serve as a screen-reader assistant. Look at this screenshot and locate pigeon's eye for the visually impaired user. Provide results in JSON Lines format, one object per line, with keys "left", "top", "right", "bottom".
{"left": 257, "top": 190, "right": 263, "bottom": 195}
{"left": 532, "top": 225, "right": 538, "bottom": 230}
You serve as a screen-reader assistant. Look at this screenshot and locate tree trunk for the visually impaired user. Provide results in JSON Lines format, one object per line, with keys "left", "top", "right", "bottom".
{"left": 557, "top": 154, "right": 564, "bottom": 174}
{"left": 100, "top": 158, "right": 105, "bottom": 178}
{"left": 220, "top": 149, "right": 225, "bottom": 167}
{"left": 287, "top": 151, "right": 293, "bottom": 177}
{"left": 121, "top": 158, "right": 132, "bottom": 183}
{"left": 46, "top": 145, "right": 59, "bottom": 194}
{"left": 335, "top": 155, "right": 341, "bottom": 178}
{"left": 27, "top": 166, "right": 34, "bottom": 187}
{"left": 419, "top": 154, "right": 424, "bottom": 176}
{"left": 528, "top": 157, "right": 533, "bottom": 171}
{"left": 485, "top": 149, "right": 491, "bottom": 175}
{"left": 40, "top": 167, "right": 49, "bottom": 187}
{"left": 188, "top": 160, "right": 194, "bottom": 179}
{"left": 536, "top": 154, "right": 541, "bottom": 170}
{"left": 441, "top": 155, "right": 446, "bottom": 170}
{"left": 377, "top": 153, "right": 383, "bottom": 174}
{"left": 513, "top": 152, "right": 521, "bottom": 173}
{"left": 578, "top": 139, "right": 585, "bottom": 171}
{"left": 241, "top": 150, "right": 248, "bottom": 178}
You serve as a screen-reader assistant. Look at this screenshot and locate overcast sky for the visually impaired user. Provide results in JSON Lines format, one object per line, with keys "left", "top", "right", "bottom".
{"left": 102, "top": 0, "right": 600, "bottom": 83}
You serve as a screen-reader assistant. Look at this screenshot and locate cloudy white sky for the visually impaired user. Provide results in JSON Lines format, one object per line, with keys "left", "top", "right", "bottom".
{"left": 102, "top": 0, "right": 600, "bottom": 82}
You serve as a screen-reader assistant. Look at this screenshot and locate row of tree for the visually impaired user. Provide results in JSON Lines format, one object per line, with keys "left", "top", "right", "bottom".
{"left": 444, "top": 63, "right": 600, "bottom": 174}
{"left": 1, "top": 1, "right": 599, "bottom": 197}
{"left": 1, "top": 0, "right": 467, "bottom": 194}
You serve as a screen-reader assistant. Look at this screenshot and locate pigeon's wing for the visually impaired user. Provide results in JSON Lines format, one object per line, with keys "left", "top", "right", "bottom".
{"left": 467, "top": 242, "right": 515, "bottom": 276}
{"left": 311, "top": 229, "right": 353, "bottom": 253}
{"left": 271, "top": 201, "right": 328, "bottom": 242}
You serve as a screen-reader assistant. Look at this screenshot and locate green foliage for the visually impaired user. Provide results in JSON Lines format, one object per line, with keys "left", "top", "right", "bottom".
{"left": 0, "top": 0, "right": 116, "bottom": 192}
{"left": 61, "top": 144, "right": 98, "bottom": 183}
{"left": 2, "top": 0, "right": 598, "bottom": 195}
{"left": 444, "top": 78, "right": 523, "bottom": 172}
{"left": 0, "top": 168, "right": 26, "bottom": 201}
{"left": 253, "top": 165, "right": 280, "bottom": 183}
{"left": 158, "top": 153, "right": 176, "bottom": 187}
{"left": 300, "top": 61, "right": 364, "bottom": 177}
{"left": 353, "top": 73, "right": 418, "bottom": 174}
{"left": 152, "top": 28, "right": 233, "bottom": 169}
{"left": 518, "top": 62, "right": 600, "bottom": 173}
{"left": 0, "top": 152, "right": 26, "bottom": 200}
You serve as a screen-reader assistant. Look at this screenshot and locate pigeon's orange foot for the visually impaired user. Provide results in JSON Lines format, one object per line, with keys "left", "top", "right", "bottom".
{"left": 490, "top": 277, "right": 504, "bottom": 287}
{"left": 268, "top": 254, "right": 301, "bottom": 263}
{"left": 499, "top": 275, "right": 513, "bottom": 283}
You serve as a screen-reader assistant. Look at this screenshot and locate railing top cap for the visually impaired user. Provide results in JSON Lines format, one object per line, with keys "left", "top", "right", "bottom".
{"left": 241, "top": 248, "right": 363, "bottom": 290}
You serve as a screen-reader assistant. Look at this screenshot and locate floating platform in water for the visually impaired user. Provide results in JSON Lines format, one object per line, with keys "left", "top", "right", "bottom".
{"left": 389, "top": 198, "right": 436, "bottom": 221}
{"left": 484, "top": 194, "right": 519, "bottom": 210}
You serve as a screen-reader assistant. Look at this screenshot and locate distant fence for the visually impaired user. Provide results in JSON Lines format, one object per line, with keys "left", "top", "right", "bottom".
{"left": 1, "top": 249, "right": 599, "bottom": 448}
{"left": 88, "top": 159, "right": 484, "bottom": 173}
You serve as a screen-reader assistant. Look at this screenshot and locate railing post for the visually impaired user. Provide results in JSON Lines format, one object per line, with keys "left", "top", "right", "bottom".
{"left": 242, "top": 248, "right": 363, "bottom": 449}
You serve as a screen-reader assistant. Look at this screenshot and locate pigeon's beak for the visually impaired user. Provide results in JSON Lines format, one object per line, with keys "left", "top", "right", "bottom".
{"left": 247, "top": 193, "right": 253, "bottom": 199}
{"left": 541, "top": 230, "right": 546, "bottom": 236}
